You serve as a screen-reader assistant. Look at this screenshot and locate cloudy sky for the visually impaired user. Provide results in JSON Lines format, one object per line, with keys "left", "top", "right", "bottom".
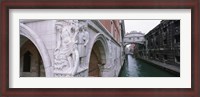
{"left": 124, "top": 20, "right": 161, "bottom": 34}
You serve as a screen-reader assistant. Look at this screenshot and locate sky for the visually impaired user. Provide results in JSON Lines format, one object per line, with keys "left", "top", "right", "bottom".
{"left": 124, "top": 20, "right": 161, "bottom": 34}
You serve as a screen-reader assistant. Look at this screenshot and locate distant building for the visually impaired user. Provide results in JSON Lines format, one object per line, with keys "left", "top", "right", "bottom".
{"left": 135, "top": 20, "right": 180, "bottom": 67}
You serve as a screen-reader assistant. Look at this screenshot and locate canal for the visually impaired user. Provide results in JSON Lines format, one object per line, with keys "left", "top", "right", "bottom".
{"left": 119, "top": 55, "right": 176, "bottom": 77}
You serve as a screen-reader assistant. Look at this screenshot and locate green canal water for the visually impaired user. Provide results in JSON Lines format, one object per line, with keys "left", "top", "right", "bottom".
{"left": 119, "top": 55, "right": 176, "bottom": 77}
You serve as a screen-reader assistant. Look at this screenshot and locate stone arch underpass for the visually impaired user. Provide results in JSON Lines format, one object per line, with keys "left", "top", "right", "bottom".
{"left": 20, "top": 23, "right": 53, "bottom": 77}
{"left": 87, "top": 34, "right": 108, "bottom": 77}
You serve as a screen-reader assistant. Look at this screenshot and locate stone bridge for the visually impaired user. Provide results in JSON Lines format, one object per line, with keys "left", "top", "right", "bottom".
{"left": 20, "top": 20, "right": 124, "bottom": 77}
{"left": 123, "top": 31, "right": 145, "bottom": 46}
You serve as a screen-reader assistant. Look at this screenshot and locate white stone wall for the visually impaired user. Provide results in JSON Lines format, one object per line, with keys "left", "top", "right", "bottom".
{"left": 25, "top": 20, "right": 57, "bottom": 67}
{"left": 20, "top": 20, "right": 123, "bottom": 77}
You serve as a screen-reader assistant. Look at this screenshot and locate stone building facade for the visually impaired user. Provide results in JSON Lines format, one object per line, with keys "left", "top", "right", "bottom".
{"left": 20, "top": 20, "right": 124, "bottom": 77}
{"left": 134, "top": 20, "right": 180, "bottom": 67}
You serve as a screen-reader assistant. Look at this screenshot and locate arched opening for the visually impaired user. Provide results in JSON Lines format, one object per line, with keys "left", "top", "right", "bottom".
{"left": 20, "top": 23, "right": 52, "bottom": 77}
{"left": 89, "top": 40, "right": 106, "bottom": 77}
{"left": 20, "top": 35, "right": 45, "bottom": 77}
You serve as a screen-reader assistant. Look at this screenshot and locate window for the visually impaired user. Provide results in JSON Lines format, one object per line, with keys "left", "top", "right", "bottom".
{"left": 163, "top": 32, "right": 166, "bottom": 38}
{"left": 163, "top": 27, "right": 167, "bottom": 32}
{"left": 111, "top": 21, "right": 114, "bottom": 34}
{"left": 163, "top": 55, "right": 168, "bottom": 60}
{"left": 156, "top": 40, "right": 159, "bottom": 46}
{"left": 156, "top": 54, "right": 159, "bottom": 59}
{"left": 23, "top": 51, "right": 31, "bottom": 72}
{"left": 163, "top": 39, "right": 167, "bottom": 44}
{"left": 175, "top": 56, "right": 180, "bottom": 63}
{"left": 155, "top": 31, "right": 159, "bottom": 36}
{"left": 150, "top": 53, "right": 153, "bottom": 58}
{"left": 174, "top": 34, "right": 180, "bottom": 44}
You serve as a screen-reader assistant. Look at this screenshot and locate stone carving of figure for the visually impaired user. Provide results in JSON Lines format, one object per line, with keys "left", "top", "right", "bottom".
{"left": 77, "top": 20, "right": 89, "bottom": 58}
{"left": 54, "top": 20, "right": 79, "bottom": 77}
{"left": 77, "top": 20, "right": 89, "bottom": 68}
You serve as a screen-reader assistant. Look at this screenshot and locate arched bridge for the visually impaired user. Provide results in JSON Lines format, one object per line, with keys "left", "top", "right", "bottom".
{"left": 123, "top": 31, "right": 146, "bottom": 46}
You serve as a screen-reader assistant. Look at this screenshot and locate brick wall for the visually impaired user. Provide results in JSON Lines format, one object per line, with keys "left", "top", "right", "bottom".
{"left": 100, "top": 20, "right": 121, "bottom": 43}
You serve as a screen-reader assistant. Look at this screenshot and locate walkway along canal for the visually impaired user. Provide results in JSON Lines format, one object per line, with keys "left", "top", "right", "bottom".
{"left": 119, "top": 55, "right": 177, "bottom": 77}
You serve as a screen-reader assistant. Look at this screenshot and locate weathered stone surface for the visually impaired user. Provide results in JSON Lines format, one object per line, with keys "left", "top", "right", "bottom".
{"left": 20, "top": 20, "right": 124, "bottom": 77}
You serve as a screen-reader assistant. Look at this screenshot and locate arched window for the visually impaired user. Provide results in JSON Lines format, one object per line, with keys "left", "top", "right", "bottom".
{"left": 23, "top": 51, "right": 31, "bottom": 72}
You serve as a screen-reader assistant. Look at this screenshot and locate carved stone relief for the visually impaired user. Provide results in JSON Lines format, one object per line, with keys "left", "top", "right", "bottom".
{"left": 77, "top": 20, "right": 89, "bottom": 68}
{"left": 77, "top": 20, "right": 89, "bottom": 57}
{"left": 53, "top": 20, "right": 90, "bottom": 77}
{"left": 53, "top": 20, "right": 79, "bottom": 77}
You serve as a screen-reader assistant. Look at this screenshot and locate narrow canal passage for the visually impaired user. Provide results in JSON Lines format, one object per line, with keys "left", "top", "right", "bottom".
{"left": 119, "top": 55, "right": 176, "bottom": 77}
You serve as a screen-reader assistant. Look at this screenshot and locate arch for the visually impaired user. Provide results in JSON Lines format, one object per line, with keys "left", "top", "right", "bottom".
{"left": 87, "top": 33, "right": 108, "bottom": 76}
{"left": 20, "top": 23, "right": 52, "bottom": 77}
{"left": 20, "top": 36, "right": 46, "bottom": 77}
